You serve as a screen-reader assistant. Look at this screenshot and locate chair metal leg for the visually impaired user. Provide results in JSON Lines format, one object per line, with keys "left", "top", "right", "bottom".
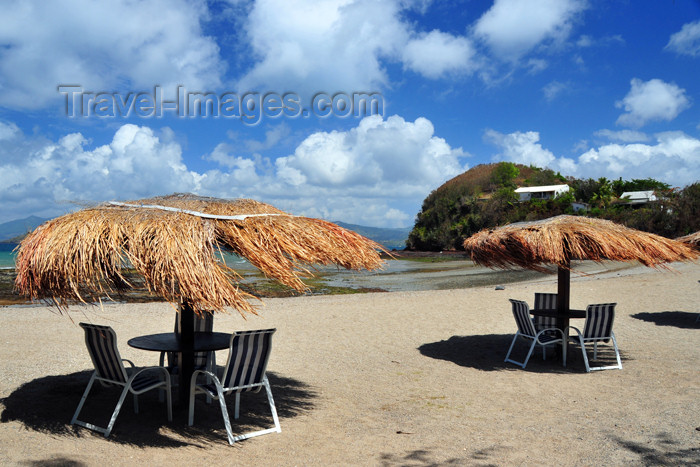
{"left": 213, "top": 384, "right": 236, "bottom": 445}
{"left": 104, "top": 385, "right": 132, "bottom": 437}
{"left": 165, "top": 381, "right": 173, "bottom": 422}
{"left": 611, "top": 333, "right": 622, "bottom": 370}
{"left": 263, "top": 376, "right": 281, "bottom": 434}
{"left": 504, "top": 333, "right": 520, "bottom": 364}
{"left": 71, "top": 372, "right": 97, "bottom": 426}
{"left": 505, "top": 333, "right": 537, "bottom": 369}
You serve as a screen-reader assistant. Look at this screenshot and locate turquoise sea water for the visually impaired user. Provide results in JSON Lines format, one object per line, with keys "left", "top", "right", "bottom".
{"left": 0, "top": 245, "right": 250, "bottom": 271}
{"left": 0, "top": 244, "right": 17, "bottom": 269}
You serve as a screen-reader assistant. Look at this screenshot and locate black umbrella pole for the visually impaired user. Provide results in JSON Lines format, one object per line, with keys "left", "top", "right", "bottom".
{"left": 178, "top": 301, "right": 195, "bottom": 404}
{"left": 556, "top": 264, "right": 571, "bottom": 331}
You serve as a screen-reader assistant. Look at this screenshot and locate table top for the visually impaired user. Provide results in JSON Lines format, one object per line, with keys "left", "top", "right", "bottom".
{"left": 127, "top": 332, "right": 232, "bottom": 352}
{"left": 530, "top": 308, "right": 586, "bottom": 319}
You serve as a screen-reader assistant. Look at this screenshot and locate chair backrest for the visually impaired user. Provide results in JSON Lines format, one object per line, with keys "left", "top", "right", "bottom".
{"left": 583, "top": 303, "right": 617, "bottom": 340}
{"left": 170, "top": 312, "right": 214, "bottom": 367}
{"left": 534, "top": 293, "right": 557, "bottom": 310}
{"left": 175, "top": 312, "right": 214, "bottom": 334}
{"left": 533, "top": 293, "right": 559, "bottom": 331}
{"left": 221, "top": 329, "right": 276, "bottom": 391}
{"left": 509, "top": 300, "right": 536, "bottom": 337}
{"left": 79, "top": 323, "right": 128, "bottom": 383}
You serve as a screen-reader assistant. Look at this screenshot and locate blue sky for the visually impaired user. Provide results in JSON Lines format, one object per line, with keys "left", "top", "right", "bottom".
{"left": 1, "top": 0, "right": 699, "bottom": 228}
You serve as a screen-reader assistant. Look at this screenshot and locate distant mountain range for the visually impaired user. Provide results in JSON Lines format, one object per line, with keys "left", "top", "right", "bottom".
{"left": 0, "top": 216, "right": 409, "bottom": 249}
{"left": 333, "top": 221, "right": 410, "bottom": 250}
{"left": 0, "top": 216, "right": 49, "bottom": 242}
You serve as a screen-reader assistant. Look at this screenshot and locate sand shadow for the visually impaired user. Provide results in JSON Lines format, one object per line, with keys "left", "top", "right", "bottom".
{"left": 418, "top": 334, "right": 628, "bottom": 373}
{"left": 0, "top": 370, "right": 316, "bottom": 447}
{"left": 378, "top": 448, "right": 474, "bottom": 466}
{"left": 17, "top": 458, "right": 87, "bottom": 467}
{"left": 631, "top": 311, "right": 700, "bottom": 329}
{"left": 612, "top": 432, "right": 700, "bottom": 465}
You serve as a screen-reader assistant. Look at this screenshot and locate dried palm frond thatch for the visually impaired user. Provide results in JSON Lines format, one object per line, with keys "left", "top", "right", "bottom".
{"left": 15, "top": 193, "right": 386, "bottom": 316}
{"left": 677, "top": 231, "right": 700, "bottom": 250}
{"left": 463, "top": 215, "right": 698, "bottom": 272}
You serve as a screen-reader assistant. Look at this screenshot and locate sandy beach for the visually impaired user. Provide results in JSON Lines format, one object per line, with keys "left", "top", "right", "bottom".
{"left": 0, "top": 261, "right": 698, "bottom": 466}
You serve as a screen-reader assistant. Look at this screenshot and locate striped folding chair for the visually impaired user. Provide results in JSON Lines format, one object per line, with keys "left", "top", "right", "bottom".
{"left": 504, "top": 299, "right": 566, "bottom": 369}
{"left": 188, "top": 328, "right": 281, "bottom": 445}
{"left": 566, "top": 303, "right": 622, "bottom": 372}
{"left": 533, "top": 293, "right": 558, "bottom": 333}
{"left": 71, "top": 323, "right": 172, "bottom": 437}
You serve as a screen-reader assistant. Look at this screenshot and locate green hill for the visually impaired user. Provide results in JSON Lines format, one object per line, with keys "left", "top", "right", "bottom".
{"left": 406, "top": 162, "right": 698, "bottom": 251}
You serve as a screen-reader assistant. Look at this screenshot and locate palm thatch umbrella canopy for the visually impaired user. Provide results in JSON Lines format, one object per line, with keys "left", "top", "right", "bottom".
{"left": 677, "top": 231, "right": 700, "bottom": 250}
{"left": 15, "top": 193, "right": 385, "bottom": 316}
{"left": 463, "top": 215, "right": 698, "bottom": 329}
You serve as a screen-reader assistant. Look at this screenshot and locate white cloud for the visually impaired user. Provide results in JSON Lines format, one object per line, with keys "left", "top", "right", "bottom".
{"left": 402, "top": 30, "right": 478, "bottom": 78}
{"left": 483, "top": 128, "right": 700, "bottom": 187}
{"left": 0, "top": 123, "right": 202, "bottom": 220}
{"left": 594, "top": 129, "right": 650, "bottom": 143}
{"left": 484, "top": 129, "right": 556, "bottom": 167}
{"left": 0, "top": 115, "right": 468, "bottom": 228}
{"left": 0, "top": 0, "right": 224, "bottom": 109}
{"left": 277, "top": 115, "right": 466, "bottom": 189}
{"left": 0, "top": 121, "right": 20, "bottom": 140}
{"left": 237, "top": 0, "right": 477, "bottom": 95}
{"left": 473, "top": 0, "right": 587, "bottom": 60}
{"left": 665, "top": 20, "right": 700, "bottom": 57}
{"left": 577, "top": 132, "right": 700, "bottom": 184}
{"left": 542, "top": 81, "right": 568, "bottom": 101}
{"left": 615, "top": 78, "right": 691, "bottom": 128}
{"left": 238, "top": 0, "right": 405, "bottom": 94}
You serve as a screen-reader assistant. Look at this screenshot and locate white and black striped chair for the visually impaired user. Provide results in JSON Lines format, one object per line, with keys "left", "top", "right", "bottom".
{"left": 533, "top": 293, "right": 558, "bottom": 333}
{"left": 71, "top": 323, "right": 172, "bottom": 437}
{"left": 566, "top": 303, "right": 622, "bottom": 372}
{"left": 188, "top": 328, "right": 281, "bottom": 445}
{"left": 505, "top": 299, "right": 566, "bottom": 368}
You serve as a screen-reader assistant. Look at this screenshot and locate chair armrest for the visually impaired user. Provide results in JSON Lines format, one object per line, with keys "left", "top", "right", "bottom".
{"left": 126, "top": 365, "right": 171, "bottom": 384}
{"left": 122, "top": 359, "right": 135, "bottom": 369}
{"left": 190, "top": 369, "right": 221, "bottom": 387}
{"left": 535, "top": 327, "right": 565, "bottom": 342}
{"left": 565, "top": 326, "right": 583, "bottom": 341}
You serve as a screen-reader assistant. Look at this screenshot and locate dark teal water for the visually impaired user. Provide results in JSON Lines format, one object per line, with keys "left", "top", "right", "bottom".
{"left": 0, "top": 244, "right": 17, "bottom": 269}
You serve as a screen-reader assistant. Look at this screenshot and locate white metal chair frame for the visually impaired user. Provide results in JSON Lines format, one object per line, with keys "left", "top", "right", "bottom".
{"left": 188, "top": 328, "right": 281, "bottom": 445}
{"left": 71, "top": 323, "right": 173, "bottom": 437}
{"left": 566, "top": 303, "right": 622, "bottom": 372}
{"left": 505, "top": 299, "right": 566, "bottom": 368}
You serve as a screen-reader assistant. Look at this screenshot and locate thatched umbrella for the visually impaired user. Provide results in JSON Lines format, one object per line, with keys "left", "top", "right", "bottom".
{"left": 677, "top": 231, "right": 700, "bottom": 250}
{"left": 463, "top": 215, "right": 698, "bottom": 330}
{"left": 15, "top": 193, "right": 386, "bottom": 398}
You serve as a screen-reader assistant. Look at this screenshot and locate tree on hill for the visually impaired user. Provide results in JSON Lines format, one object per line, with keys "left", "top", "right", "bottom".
{"left": 490, "top": 162, "right": 519, "bottom": 189}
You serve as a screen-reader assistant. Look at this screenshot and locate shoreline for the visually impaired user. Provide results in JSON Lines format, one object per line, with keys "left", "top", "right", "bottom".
{"left": 1, "top": 257, "right": 644, "bottom": 308}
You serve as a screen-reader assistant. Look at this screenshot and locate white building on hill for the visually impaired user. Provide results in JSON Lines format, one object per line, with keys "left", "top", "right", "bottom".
{"left": 619, "top": 190, "right": 657, "bottom": 205}
{"left": 514, "top": 184, "right": 570, "bottom": 202}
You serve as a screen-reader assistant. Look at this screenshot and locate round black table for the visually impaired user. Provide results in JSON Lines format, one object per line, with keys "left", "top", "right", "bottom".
{"left": 128, "top": 332, "right": 231, "bottom": 403}
{"left": 128, "top": 332, "right": 231, "bottom": 352}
